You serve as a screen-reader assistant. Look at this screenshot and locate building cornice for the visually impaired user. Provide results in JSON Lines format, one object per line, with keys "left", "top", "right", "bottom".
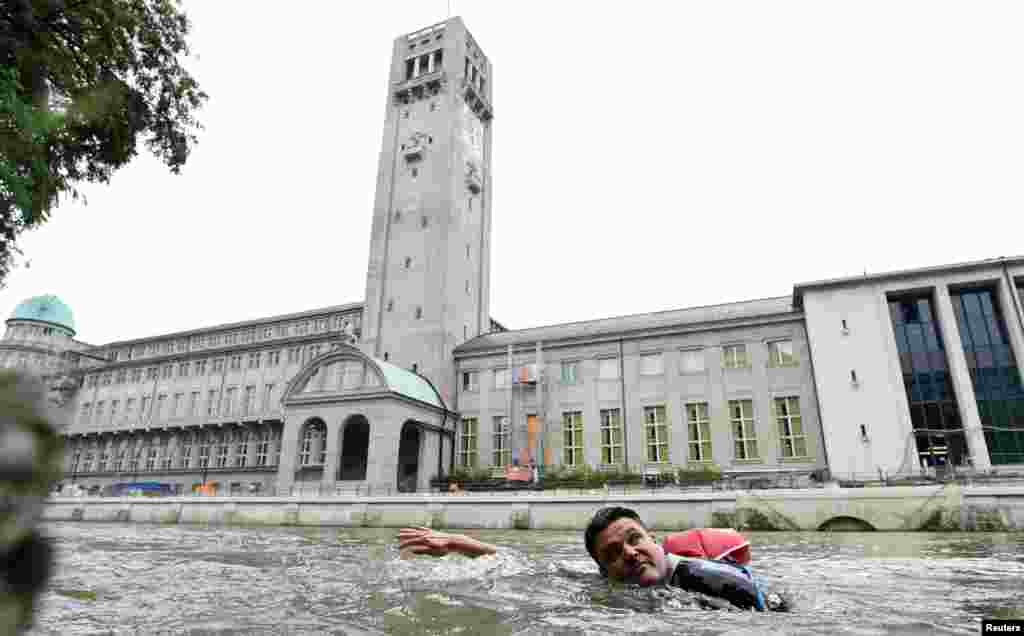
{"left": 454, "top": 311, "right": 803, "bottom": 360}
{"left": 792, "top": 255, "right": 1024, "bottom": 309}
{"left": 92, "top": 303, "right": 363, "bottom": 351}
{"left": 78, "top": 334, "right": 348, "bottom": 374}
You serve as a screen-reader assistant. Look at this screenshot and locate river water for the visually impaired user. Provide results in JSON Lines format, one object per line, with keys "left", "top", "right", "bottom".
{"left": 27, "top": 522, "right": 1024, "bottom": 635}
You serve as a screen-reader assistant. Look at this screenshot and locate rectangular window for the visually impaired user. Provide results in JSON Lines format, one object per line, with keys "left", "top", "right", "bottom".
{"left": 562, "top": 411, "right": 584, "bottom": 466}
{"left": 644, "top": 405, "right": 669, "bottom": 463}
{"left": 774, "top": 396, "right": 807, "bottom": 458}
{"left": 767, "top": 340, "right": 797, "bottom": 367}
{"left": 146, "top": 367, "right": 158, "bottom": 380}
{"left": 244, "top": 386, "right": 256, "bottom": 415}
{"left": 110, "top": 400, "right": 119, "bottom": 422}
{"left": 722, "top": 344, "right": 749, "bottom": 369}
{"left": 189, "top": 391, "right": 200, "bottom": 416}
{"left": 729, "top": 399, "right": 759, "bottom": 460}
{"left": 216, "top": 436, "right": 229, "bottom": 468}
{"left": 461, "top": 371, "right": 479, "bottom": 392}
{"left": 95, "top": 401, "right": 105, "bottom": 423}
{"left": 686, "top": 402, "right": 712, "bottom": 462}
{"left": 213, "top": 358, "right": 224, "bottom": 373}
{"left": 178, "top": 362, "right": 189, "bottom": 377}
{"left": 235, "top": 431, "right": 249, "bottom": 468}
{"left": 268, "top": 351, "right": 280, "bottom": 366}
{"left": 207, "top": 389, "right": 219, "bottom": 416}
{"left": 256, "top": 432, "right": 269, "bottom": 467}
{"left": 560, "top": 361, "right": 579, "bottom": 384}
{"left": 680, "top": 349, "right": 705, "bottom": 374}
{"left": 494, "top": 368, "right": 509, "bottom": 389}
{"left": 458, "top": 417, "right": 478, "bottom": 468}
{"left": 492, "top": 416, "right": 510, "bottom": 466}
{"left": 156, "top": 394, "right": 167, "bottom": 419}
{"left": 162, "top": 365, "right": 172, "bottom": 379}
{"left": 146, "top": 446, "right": 158, "bottom": 471}
{"left": 198, "top": 435, "right": 212, "bottom": 469}
{"left": 288, "top": 347, "right": 301, "bottom": 363}
{"left": 248, "top": 353, "right": 260, "bottom": 369}
{"left": 949, "top": 288, "right": 1024, "bottom": 465}
{"left": 80, "top": 402, "right": 92, "bottom": 425}
{"left": 263, "top": 384, "right": 275, "bottom": 411}
{"left": 125, "top": 398, "right": 135, "bottom": 416}
{"left": 230, "top": 355, "right": 241, "bottom": 371}
{"left": 598, "top": 357, "right": 619, "bottom": 379}
{"left": 224, "top": 387, "right": 236, "bottom": 415}
{"left": 141, "top": 396, "right": 151, "bottom": 417}
{"left": 640, "top": 353, "right": 664, "bottom": 376}
{"left": 172, "top": 393, "right": 183, "bottom": 417}
{"left": 599, "top": 408, "right": 623, "bottom": 465}
{"left": 177, "top": 435, "right": 191, "bottom": 469}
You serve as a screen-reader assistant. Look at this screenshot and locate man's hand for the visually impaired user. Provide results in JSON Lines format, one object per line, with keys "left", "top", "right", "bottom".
{"left": 397, "top": 527, "right": 498, "bottom": 558}
{"left": 398, "top": 527, "right": 455, "bottom": 557}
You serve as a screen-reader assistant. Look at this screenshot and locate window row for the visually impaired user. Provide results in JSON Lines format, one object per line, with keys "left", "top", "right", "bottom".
{"left": 3, "top": 324, "right": 70, "bottom": 339}
{"left": 84, "top": 345, "right": 333, "bottom": 387}
{"left": 456, "top": 397, "right": 808, "bottom": 468}
{"left": 78, "top": 383, "right": 278, "bottom": 425}
{"left": 404, "top": 48, "right": 443, "bottom": 81}
{"left": 101, "top": 315, "right": 353, "bottom": 362}
{"left": 68, "top": 429, "right": 282, "bottom": 473}
{"left": 459, "top": 340, "right": 799, "bottom": 392}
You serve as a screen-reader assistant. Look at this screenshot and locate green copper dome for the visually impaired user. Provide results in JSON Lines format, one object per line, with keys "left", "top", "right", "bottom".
{"left": 8, "top": 295, "right": 76, "bottom": 334}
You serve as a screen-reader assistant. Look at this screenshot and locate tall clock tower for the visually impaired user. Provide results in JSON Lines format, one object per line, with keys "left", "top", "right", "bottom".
{"left": 361, "top": 17, "right": 494, "bottom": 404}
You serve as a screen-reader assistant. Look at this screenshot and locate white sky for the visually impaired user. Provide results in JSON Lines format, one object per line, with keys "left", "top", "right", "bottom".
{"left": 3, "top": 1, "right": 1023, "bottom": 345}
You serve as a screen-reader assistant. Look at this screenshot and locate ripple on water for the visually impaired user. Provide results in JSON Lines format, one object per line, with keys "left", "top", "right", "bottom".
{"left": 26, "top": 524, "right": 1024, "bottom": 636}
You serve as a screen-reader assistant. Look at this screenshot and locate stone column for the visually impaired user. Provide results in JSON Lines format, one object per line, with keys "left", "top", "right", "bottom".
{"left": 322, "top": 420, "right": 341, "bottom": 486}
{"left": 369, "top": 418, "right": 397, "bottom": 491}
{"left": 934, "top": 286, "right": 992, "bottom": 470}
{"left": 275, "top": 417, "right": 300, "bottom": 492}
{"left": 997, "top": 277, "right": 1024, "bottom": 389}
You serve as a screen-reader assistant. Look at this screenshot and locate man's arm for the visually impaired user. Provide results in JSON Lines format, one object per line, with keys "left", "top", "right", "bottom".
{"left": 397, "top": 527, "right": 497, "bottom": 558}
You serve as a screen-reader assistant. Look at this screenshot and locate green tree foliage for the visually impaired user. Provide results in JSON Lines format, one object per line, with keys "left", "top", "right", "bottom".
{"left": 0, "top": 0, "right": 207, "bottom": 287}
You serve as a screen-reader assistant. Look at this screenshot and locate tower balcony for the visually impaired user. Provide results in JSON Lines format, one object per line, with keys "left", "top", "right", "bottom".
{"left": 461, "top": 77, "right": 493, "bottom": 122}
{"left": 465, "top": 170, "right": 483, "bottom": 194}
{"left": 403, "top": 143, "right": 425, "bottom": 162}
{"left": 393, "top": 71, "right": 447, "bottom": 106}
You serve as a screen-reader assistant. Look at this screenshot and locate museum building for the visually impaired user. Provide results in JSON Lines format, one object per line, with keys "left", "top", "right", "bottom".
{"left": 3, "top": 18, "right": 1023, "bottom": 494}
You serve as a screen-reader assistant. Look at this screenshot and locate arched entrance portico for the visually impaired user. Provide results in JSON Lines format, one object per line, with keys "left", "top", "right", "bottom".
{"left": 397, "top": 421, "right": 421, "bottom": 492}
{"left": 339, "top": 414, "right": 370, "bottom": 481}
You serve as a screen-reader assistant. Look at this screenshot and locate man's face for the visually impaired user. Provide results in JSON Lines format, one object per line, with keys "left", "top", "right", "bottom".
{"left": 593, "top": 517, "right": 669, "bottom": 587}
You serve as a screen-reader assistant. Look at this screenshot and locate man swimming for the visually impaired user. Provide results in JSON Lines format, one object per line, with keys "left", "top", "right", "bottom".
{"left": 398, "top": 506, "right": 788, "bottom": 611}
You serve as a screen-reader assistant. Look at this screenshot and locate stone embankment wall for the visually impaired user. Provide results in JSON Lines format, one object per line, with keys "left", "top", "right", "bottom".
{"left": 43, "top": 484, "right": 1024, "bottom": 532}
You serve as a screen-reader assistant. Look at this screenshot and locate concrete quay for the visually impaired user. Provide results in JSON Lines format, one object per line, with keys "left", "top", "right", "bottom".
{"left": 43, "top": 484, "right": 1024, "bottom": 532}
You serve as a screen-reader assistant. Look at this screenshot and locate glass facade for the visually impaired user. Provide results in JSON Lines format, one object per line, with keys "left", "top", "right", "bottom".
{"left": 951, "top": 288, "right": 1024, "bottom": 465}
{"left": 889, "top": 295, "right": 967, "bottom": 467}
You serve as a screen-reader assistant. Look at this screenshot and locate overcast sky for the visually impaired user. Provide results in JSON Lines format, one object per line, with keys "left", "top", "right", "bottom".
{"left": 3, "top": 1, "right": 1023, "bottom": 345}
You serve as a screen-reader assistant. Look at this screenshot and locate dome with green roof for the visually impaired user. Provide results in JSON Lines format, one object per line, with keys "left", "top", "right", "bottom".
{"left": 8, "top": 295, "right": 76, "bottom": 335}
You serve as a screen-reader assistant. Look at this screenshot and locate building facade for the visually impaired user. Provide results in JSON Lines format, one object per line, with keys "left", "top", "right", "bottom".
{"left": 5, "top": 18, "right": 1024, "bottom": 493}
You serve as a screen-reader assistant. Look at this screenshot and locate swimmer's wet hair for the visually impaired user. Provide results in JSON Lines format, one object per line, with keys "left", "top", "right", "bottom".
{"left": 584, "top": 506, "right": 646, "bottom": 566}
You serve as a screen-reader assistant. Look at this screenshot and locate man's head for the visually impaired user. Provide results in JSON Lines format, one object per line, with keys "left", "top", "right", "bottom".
{"left": 584, "top": 506, "right": 670, "bottom": 587}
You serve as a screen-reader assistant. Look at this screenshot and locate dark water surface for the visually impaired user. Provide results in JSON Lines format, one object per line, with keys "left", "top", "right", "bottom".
{"left": 29, "top": 523, "right": 1024, "bottom": 635}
